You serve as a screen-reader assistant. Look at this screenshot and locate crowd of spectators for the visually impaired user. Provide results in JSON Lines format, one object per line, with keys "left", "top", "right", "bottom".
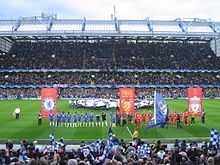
{"left": 0, "top": 40, "right": 220, "bottom": 100}
{"left": 0, "top": 41, "right": 219, "bottom": 69}
{"left": 0, "top": 88, "right": 220, "bottom": 99}
{"left": 115, "top": 42, "right": 218, "bottom": 69}
{"left": 1, "top": 136, "right": 220, "bottom": 165}
{"left": 1, "top": 41, "right": 220, "bottom": 164}
{"left": 0, "top": 72, "right": 219, "bottom": 86}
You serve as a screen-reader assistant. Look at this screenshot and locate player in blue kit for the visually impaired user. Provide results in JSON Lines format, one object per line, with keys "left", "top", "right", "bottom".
{"left": 67, "top": 112, "right": 71, "bottom": 127}
{"left": 70, "top": 113, "right": 74, "bottom": 127}
{"left": 110, "top": 112, "right": 116, "bottom": 127}
{"left": 75, "top": 113, "right": 79, "bottom": 127}
{"left": 65, "top": 112, "right": 69, "bottom": 127}
{"left": 48, "top": 133, "right": 55, "bottom": 145}
{"left": 85, "top": 113, "right": 89, "bottom": 127}
{"left": 73, "top": 113, "right": 77, "bottom": 127}
{"left": 78, "top": 113, "right": 82, "bottom": 127}
{"left": 95, "top": 114, "right": 100, "bottom": 127}
{"left": 61, "top": 112, "right": 66, "bottom": 127}
{"left": 49, "top": 112, "right": 54, "bottom": 127}
{"left": 88, "top": 112, "right": 94, "bottom": 127}
{"left": 56, "top": 112, "right": 61, "bottom": 127}
{"left": 81, "top": 114, "right": 86, "bottom": 127}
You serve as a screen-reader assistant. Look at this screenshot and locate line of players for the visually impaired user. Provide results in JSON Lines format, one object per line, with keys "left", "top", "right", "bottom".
{"left": 48, "top": 110, "right": 204, "bottom": 128}
{"left": 167, "top": 111, "right": 205, "bottom": 126}
{"left": 48, "top": 111, "right": 117, "bottom": 127}
{"left": 48, "top": 111, "right": 154, "bottom": 128}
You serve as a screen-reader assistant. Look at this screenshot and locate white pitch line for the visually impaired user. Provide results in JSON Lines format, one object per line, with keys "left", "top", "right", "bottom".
{"left": 126, "top": 126, "right": 133, "bottom": 138}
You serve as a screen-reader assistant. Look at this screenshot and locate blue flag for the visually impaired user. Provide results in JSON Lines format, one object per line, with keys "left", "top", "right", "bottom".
{"left": 154, "top": 91, "right": 168, "bottom": 125}
{"left": 209, "top": 128, "right": 219, "bottom": 148}
{"left": 137, "top": 144, "right": 151, "bottom": 159}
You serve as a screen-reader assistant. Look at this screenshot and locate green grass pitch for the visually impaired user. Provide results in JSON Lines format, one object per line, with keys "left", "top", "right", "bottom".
{"left": 0, "top": 99, "right": 219, "bottom": 143}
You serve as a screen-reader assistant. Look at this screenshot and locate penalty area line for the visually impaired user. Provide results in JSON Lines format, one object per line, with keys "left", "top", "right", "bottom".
{"left": 126, "top": 126, "right": 133, "bottom": 138}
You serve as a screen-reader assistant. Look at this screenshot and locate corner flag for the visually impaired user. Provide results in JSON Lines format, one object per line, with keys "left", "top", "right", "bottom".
{"left": 153, "top": 91, "right": 168, "bottom": 125}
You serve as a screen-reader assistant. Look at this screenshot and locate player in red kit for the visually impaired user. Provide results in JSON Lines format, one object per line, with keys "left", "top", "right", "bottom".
{"left": 183, "top": 112, "right": 189, "bottom": 126}
{"left": 141, "top": 112, "right": 147, "bottom": 123}
{"left": 147, "top": 111, "right": 153, "bottom": 122}
{"left": 135, "top": 113, "right": 141, "bottom": 128}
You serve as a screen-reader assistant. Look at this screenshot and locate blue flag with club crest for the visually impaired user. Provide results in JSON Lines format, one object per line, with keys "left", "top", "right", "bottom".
{"left": 154, "top": 91, "right": 168, "bottom": 125}
{"left": 209, "top": 128, "right": 219, "bottom": 149}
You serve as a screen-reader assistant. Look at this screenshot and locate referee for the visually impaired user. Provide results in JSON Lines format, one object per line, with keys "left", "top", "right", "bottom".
{"left": 38, "top": 112, "right": 42, "bottom": 126}
{"left": 14, "top": 107, "right": 20, "bottom": 119}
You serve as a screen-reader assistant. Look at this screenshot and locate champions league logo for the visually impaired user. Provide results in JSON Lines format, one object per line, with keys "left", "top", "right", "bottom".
{"left": 189, "top": 96, "right": 200, "bottom": 113}
{"left": 43, "top": 98, "right": 55, "bottom": 111}
{"left": 158, "top": 100, "right": 167, "bottom": 115}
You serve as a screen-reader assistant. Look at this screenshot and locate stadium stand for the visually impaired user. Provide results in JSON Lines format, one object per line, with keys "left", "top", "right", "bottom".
{"left": 0, "top": 41, "right": 220, "bottom": 99}
{"left": 0, "top": 72, "right": 219, "bottom": 85}
{"left": 1, "top": 17, "right": 220, "bottom": 164}
{"left": 0, "top": 41, "right": 219, "bottom": 69}
{"left": 1, "top": 88, "right": 220, "bottom": 99}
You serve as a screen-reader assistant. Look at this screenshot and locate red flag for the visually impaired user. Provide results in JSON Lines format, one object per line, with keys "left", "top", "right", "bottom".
{"left": 187, "top": 87, "right": 203, "bottom": 116}
{"left": 119, "top": 88, "right": 135, "bottom": 116}
{"left": 40, "top": 88, "right": 58, "bottom": 118}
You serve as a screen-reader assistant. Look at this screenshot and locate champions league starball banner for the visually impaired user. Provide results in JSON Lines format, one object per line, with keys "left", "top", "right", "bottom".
{"left": 119, "top": 88, "right": 135, "bottom": 116}
{"left": 40, "top": 88, "right": 58, "bottom": 117}
{"left": 187, "top": 87, "right": 203, "bottom": 116}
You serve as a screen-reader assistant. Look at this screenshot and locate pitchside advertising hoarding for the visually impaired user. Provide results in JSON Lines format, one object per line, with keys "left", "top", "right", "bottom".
{"left": 187, "top": 87, "right": 203, "bottom": 116}
{"left": 41, "top": 88, "right": 58, "bottom": 117}
{"left": 119, "top": 88, "right": 136, "bottom": 116}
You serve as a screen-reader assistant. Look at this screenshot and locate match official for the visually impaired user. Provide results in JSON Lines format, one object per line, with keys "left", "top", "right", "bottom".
{"left": 14, "top": 107, "right": 21, "bottom": 119}
{"left": 38, "top": 112, "right": 42, "bottom": 126}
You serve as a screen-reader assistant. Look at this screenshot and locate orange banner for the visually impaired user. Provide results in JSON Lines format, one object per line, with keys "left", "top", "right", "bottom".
{"left": 40, "top": 88, "right": 58, "bottom": 117}
{"left": 187, "top": 87, "right": 203, "bottom": 116}
{"left": 119, "top": 88, "right": 135, "bottom": 116}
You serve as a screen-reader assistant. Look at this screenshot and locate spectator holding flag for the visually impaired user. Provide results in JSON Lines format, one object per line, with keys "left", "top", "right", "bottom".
{"left": 137, "top": 142, "right": 151, "bottom": 159}
{"left": 209, "top": 128, "right": 219, "bottom": 149}
{"left": 49, "top": 133, "right": 55, "bottom": 145}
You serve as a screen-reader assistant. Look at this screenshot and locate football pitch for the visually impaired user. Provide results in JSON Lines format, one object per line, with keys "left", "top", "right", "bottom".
{"left": 0, "top": 99, "right": 219, "bottom": 143}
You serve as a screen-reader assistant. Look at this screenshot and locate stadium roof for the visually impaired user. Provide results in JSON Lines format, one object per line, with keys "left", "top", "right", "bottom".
{"left": 0, "top": 16, "right": 220, "bottom": 41}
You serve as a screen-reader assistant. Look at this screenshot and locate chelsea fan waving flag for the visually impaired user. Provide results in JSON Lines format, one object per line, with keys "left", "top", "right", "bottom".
{"left": 153, "top": 91, "right": 168, "bottom": 126}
